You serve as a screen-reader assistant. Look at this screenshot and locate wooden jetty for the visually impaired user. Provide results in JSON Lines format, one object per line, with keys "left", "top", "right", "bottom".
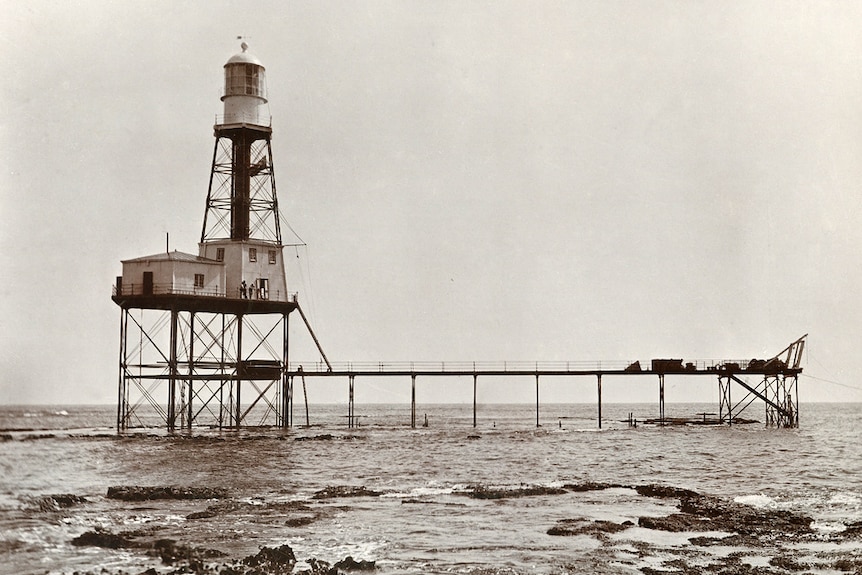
{"left": 285, "top": 334, "right": 806, "bottom": 430}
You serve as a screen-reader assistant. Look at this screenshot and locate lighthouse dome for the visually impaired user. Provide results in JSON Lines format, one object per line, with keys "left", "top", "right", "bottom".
{"left": 225, "top": 42, "right": 264, "bottom": 67}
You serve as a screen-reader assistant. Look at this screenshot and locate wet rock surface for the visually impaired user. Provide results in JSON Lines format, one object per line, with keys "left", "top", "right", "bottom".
{"left": 562, "top": 481, "right": 628, "bottom": 492}
{"left": 32, "top": 493, "right": 87, "bottom": 512}
{"left": 546, "top": 483, "right": 858, "bottom": 574}
{"left": 333, "top": 556, "right": 376, "bottom": 571}
{"left": 463, "top": 484, "right": 568, "bottom": 499}
{"left": 61, "top": 482, "right": 862, "bottom": 574}
{"left": 107, "top": 485, "right": 228, "bottom": 501}
{"left": 547, "top": 518, "right": 632, "bottom": 538}
{"left": 71, "top": 528, "right": 134, "bottom": 549}
{"left": 311, "top": 485, "right": 383, "bottom": 499}
{"left": 70, "top": 531, "right": 370, "bottom": 575}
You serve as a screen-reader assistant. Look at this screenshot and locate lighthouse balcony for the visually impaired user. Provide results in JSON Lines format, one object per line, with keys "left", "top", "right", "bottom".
{"left": 111, "top": 282, "right": 298, "bottom": 315}
{"left": 113, "top": 282, "right": 295, "bottom": 302}
{"left": 214, "top": 113, "right": 272, "bottom": 130}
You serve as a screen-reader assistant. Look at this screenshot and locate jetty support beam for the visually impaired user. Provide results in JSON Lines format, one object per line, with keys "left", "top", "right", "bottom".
{"left": 472, "top": 374, "right": 477, "bottom": 428}
{"left": 411, "top": 375, "right": 416, "bottom": 428}
{"left": 658, "top": 374, "right": 665, "bottom": 425}
{"left": 535, "top": 374, "right": 540, "bottom": 428}
{"left": 348, "top": 375, "right": 355, "bottom": 428}
{"left": 597, "top": 374, "right": 603, "bottom": 429}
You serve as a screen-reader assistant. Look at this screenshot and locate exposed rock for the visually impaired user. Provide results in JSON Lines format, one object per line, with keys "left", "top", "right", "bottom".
{"left": 688, "top": 533, "right": 759, "bottom": 547}
{"left": 768, "top": 555, "right": 808, "bottom": 571}
{"left": 678, "top": 494, "right": 813, "bottom": 536}
{"left": 638, "top": 513, "right": 715, "bottom": 533}
{"left": 34, "top": 493, "right": 87, "bottom": 512}
{"left": 841, "top": 520, "right": 862, "bottom": 537}
{"left": 547, "top": 518, "right": 631, "bottom": 537}
{"left": 241, "top": 544, "right": 297, "bottom": 574}
{"left": 312, "top": 485, "right": 383, "bottom": 499}
{"left": 637, "top": 490, "right": 814, "bottom": 545}
{"left": 333, "top": 555, "right": 376, "bottom": 570}
{"left": 563, "top": 481, "right": 628, "bottom": 492}
{"left": 107, "top": 485, "right": 228, "bottom": 501}
{"left": 295, "top": 557, "right": 334, "bottom": 575}
{"left": 71, "top": 528, "right": 133, "bottom": 549}
{"left": 635, "top": 484, "right": 700, "bottom": 499}
{"left": 465, "top": 484, "right": 567, "bottom": 499}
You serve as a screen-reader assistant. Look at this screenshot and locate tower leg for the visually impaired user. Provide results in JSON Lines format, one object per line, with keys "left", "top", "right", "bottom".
{"left": 168, "top": 308, "right": 178, "bottom": 432}
{"left": 281, "top": 313, "right": 289, "bottom": 429}
{"left": 658, "top": 374, "right": 665, "bottom": 426}
{"left": 597, "top": 374, "right": 603, "bottom": 429}
{"left": 187, "top": 312, "right": 195, "bottom": 430}
{"left": 117, "top": 309, "right": 127, "bottom": 432}
{"left": 236, "top": 314, "right": 243, "bottom": 429}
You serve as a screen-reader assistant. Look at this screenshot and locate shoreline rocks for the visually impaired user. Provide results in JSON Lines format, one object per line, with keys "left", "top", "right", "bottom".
{"left": 106, "top": 485, "right": 228, "bottom": 501}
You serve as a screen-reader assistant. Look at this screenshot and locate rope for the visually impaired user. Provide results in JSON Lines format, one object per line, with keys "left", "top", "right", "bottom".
{"left": 800, "top": 373, "right": 862, "bottom": 392}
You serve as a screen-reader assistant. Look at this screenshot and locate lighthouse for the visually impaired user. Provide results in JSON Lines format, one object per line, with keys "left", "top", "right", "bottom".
{"left": 112, "top": 43, "right": 297, "bottom": 432}
{"left": 199, "top": 41, "right": 287, "bottom": 302}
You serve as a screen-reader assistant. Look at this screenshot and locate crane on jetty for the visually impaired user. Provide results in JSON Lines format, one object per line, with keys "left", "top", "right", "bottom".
{"left": 111, "top": 43, "right": 805, "bottom": 433}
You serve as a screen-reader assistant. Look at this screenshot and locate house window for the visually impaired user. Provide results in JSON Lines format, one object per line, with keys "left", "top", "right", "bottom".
{"left": 268, "top": 250, "right": 277, "bottom": 264}
{"left": 216, "top": 248, "right": 225, "bottom": 262}
{"left": 194, "top": 274, "right": 204, "bottom": 288}
{"left": 249, "top": 248, "right": 257, "bottom": 262}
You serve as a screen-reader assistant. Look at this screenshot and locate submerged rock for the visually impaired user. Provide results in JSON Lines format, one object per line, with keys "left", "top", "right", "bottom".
{"left": 152, "top": 538, "right": 226, "bottom": 564}
{"left": 295, "top": 433, "right": 334, "bottom": 441}
{"left": 107, "top": 485, "right": 228, "bottom": 501}
{"left": 563, "top": 481, "right": 628, "bottom": 492}
{"left": 312, "top": 485, "right": 383, "bottom": 499}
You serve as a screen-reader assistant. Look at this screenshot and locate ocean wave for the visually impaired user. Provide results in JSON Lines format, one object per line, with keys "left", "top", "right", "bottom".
{"left": 828, "top": 491, "right": 861, "bottom": 506}
{"left": 733, "top": 493, "right": 775, "bottom": 508}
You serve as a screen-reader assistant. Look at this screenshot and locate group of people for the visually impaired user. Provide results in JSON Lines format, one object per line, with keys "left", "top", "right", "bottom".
{"left": 239, "top": 280, "right": 263, "bottom": 300}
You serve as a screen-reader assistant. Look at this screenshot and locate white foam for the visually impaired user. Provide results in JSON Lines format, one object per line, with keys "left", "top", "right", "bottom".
{"left": 828, "top": 491, "right": 861, "bottom": 505}
{"left": 811, "top": 520, "right": 847, "bottom": 533}
{"left": 733, "top": 493, "right": 774, "bottom": 508}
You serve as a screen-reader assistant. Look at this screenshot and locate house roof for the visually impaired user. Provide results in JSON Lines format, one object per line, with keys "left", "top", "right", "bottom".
{"left": 121, "top": 250, "right": 223, "bottom": 265}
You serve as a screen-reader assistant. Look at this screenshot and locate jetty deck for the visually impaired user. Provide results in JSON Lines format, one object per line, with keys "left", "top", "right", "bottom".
{"left": 286, "top": 342, "right": 804, "bottom": 430}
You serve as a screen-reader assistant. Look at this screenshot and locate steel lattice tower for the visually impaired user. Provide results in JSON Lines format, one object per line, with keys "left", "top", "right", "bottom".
{"left": 113, "top": 43, "right": 297, "bottom": 432}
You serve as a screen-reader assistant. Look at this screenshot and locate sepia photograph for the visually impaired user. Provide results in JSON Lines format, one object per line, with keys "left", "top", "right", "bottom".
{"left": 1, "top": 1, "right": 861, "bottom": 573}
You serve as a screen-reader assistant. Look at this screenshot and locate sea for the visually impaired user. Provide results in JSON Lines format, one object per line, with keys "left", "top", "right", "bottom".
{"left": 1, "top": 402, "right": 860, "bottom": 575}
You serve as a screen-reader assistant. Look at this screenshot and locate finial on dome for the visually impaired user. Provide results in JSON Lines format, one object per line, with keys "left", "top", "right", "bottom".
{"left": 241, "top": 41, "right": 249, "bottom": 52}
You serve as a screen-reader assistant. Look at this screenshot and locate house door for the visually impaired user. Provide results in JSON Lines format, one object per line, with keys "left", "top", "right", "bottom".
{"left": 257, "top": 278, "right": 269, "bottom": 300}
{"left": 143, "top": 271, "right": 154, "bottom": 295}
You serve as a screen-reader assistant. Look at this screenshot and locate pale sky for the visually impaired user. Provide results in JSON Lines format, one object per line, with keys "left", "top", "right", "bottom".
{"left": 2, "top": 1, "right": 861, "bottom": 405}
